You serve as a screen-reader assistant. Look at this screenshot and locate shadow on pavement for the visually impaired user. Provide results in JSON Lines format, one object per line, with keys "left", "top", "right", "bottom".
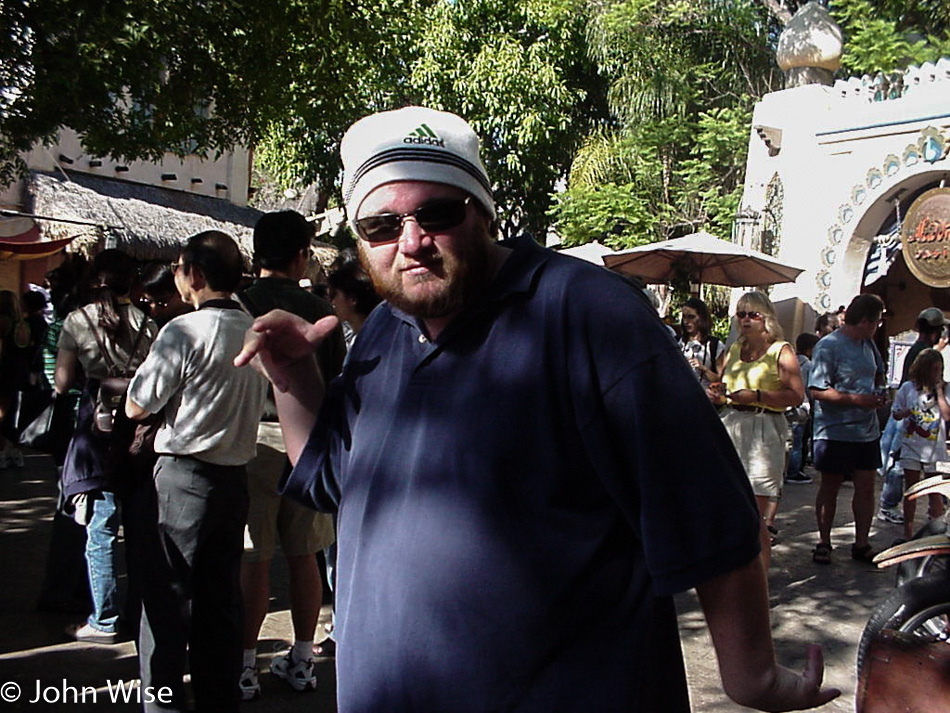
{"left": 0, "top": 450, "right": 337, "bottom": 712}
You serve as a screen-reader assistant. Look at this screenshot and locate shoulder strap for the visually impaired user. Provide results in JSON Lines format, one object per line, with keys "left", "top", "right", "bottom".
{"left": 79, "top": 306, "right": 149, "bottom": 377}
{"left": 78, "top": 307, "right": 119, "bottom": 375}
{"left": 121, "top": 312, "right": 150, "bottom": 376}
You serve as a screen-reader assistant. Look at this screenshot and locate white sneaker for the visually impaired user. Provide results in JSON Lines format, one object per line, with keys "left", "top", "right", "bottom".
{"left": 66, "top": 622, "right": 118, "bottom": 644}
{"left": 270, "top": 650, "right": 316, "bottom": 692}
{"left": 239, "top": 666, "right": 260, "bottom": 701}
{"left": 877, "top": 507, "right": 904, "bottom": 524}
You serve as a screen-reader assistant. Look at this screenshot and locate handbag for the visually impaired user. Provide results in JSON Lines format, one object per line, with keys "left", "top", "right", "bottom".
{"left": 78, "top": 307, "right": 148, "bottom": 436}
{"left": 19, "top": 393, "right": 74, "bottom": 457}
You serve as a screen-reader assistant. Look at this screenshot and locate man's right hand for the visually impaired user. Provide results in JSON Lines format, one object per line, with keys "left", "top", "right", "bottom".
{"left": 234, "top": 310, "right": 339, "bottom": 392}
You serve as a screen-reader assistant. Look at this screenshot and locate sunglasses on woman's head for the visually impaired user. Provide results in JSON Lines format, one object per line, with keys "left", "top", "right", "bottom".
{"left": 354, "top": 197, "right": 471, "bottom": 244}
{"left": 736, "top": 310, "right": 763, "bottom": 320}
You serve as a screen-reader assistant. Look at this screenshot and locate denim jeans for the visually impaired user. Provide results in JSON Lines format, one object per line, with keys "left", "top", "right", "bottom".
{"left": 879, "top": 415, "right": 904, "bottom": 510}
{"left": 786, "top": 423, "right": 805, "bottom": 476}
{"left": 85, "top": 491, "right": 121, "bottom": 633}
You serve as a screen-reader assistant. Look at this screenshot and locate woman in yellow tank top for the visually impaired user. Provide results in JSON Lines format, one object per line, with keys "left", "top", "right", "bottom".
{"left": 709, "top": 291, "right": 804, "bottom": 573}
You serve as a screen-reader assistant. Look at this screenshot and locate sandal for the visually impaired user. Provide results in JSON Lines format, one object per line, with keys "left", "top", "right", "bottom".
{"left": 851, "top": 543, "right": 876, "bottom": 563}
{"left": 812, "top": 542, "right": 832, "bottom": 565}
{"left": 767, "top": 525, "right": 779, "bottom": 547}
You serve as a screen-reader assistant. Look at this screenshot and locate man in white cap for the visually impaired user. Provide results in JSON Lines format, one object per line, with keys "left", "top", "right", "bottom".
{"left": 236, "top": 106, "right": 838, "bottom": 712}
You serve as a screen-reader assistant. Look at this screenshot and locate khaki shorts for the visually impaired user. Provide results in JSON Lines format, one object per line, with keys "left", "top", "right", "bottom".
{"left": 721, "top": 408, "right": 789, "bottom": 499}
{"left": 243, "top": 423, "right": 335, "bottom": 562}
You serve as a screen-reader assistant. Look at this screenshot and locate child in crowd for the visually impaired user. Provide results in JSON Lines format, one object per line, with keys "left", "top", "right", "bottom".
{"left": 891, "top": 348, "right": 950, "bottom": 540}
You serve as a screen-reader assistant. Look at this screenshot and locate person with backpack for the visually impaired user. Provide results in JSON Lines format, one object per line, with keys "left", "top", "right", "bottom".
{"left": 678, "top": 297, "right": 725, "bottom": 389}
{"left": 55, "top": 250, "right": 156, "bottom": 643}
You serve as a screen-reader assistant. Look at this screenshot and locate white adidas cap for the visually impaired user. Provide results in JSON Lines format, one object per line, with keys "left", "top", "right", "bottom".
{"left": 341, "top": 106, "right": 496, "bottom": 224}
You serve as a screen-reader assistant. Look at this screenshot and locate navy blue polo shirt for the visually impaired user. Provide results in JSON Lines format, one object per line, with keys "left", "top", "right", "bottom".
{"left": 285, "top": 236, "right": 760, "bottom": 712}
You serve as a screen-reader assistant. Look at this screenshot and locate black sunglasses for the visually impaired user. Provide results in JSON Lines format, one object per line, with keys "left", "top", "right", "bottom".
{"left": 736, "top": 310, "right": 763, "bottom": 320}
{"left": 354, "top": 197, "right": 471, "bottom": 244}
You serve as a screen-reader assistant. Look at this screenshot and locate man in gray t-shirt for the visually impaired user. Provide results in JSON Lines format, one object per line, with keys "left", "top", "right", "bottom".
{"left": 808, "top": 294, "right": 886, "bottom": 565}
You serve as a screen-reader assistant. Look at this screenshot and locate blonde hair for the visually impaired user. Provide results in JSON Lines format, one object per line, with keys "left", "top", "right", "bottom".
{"left": 736, "top": 291, "right": 784, "bottom": 343}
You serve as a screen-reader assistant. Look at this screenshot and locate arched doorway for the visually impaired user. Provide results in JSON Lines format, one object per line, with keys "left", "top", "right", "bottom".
{"left": 843, "top": 171, "right": 950, "bottom": 377}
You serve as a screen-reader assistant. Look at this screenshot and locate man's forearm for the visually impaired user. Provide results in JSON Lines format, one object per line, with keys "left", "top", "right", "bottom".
{"left": 696, "top": 557, "right": 839, "bottom": 710}
{"left": 696, "top": 556, "right": 777, "bottom": 706}
{"left": 810, "top": 387, "right": 874, "bottom": 409}
{"left": 274, "top": 354, "right": 325, "bottom": 466}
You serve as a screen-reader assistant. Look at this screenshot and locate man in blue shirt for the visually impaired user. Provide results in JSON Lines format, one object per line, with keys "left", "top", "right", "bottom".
{"left": 235, "top": 106, "right": 838, "bottom": 712}
{"left": 808, "top": 294, "right": 886, "bottom": 565}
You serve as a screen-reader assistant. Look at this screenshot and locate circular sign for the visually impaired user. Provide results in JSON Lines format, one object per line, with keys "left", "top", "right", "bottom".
{"left": 902, "top": 187, "right": 950, "bottom": 288}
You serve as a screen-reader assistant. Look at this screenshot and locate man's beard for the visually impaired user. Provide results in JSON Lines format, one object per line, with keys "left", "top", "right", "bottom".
{"left": 359, "top": 229, "right": 494, "bottom": 320}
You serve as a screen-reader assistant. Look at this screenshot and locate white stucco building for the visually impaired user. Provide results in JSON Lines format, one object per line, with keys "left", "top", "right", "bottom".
{"left": 736, "top": 3, "right": 950, "bottom": 350}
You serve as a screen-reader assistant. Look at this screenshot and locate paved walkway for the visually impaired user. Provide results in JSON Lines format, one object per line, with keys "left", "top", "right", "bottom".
{"left": 0, "top": 451, "right": 903, "bottom": 712}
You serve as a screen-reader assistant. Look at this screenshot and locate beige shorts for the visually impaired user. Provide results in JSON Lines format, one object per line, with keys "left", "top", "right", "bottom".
{"left": 243, "top": 423, "right": 335, "bottom": 562}
{"left": 721, "top": 408, "right": 789, "bottom": 499}
{"left": 898, "top": 458, "right": 938, "bottom": 474}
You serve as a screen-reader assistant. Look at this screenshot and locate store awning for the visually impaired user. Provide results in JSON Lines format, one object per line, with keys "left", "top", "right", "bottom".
{"left": 0, "top": 214, "right": 75, "bottom": 261}
{"left": 0, "top": 236, "right": 75, "bottom": 261}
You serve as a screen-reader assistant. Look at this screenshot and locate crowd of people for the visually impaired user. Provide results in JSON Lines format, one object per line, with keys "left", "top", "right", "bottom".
{"left": 677, "top": 292, "right": 950, "bottom": 569}
{"left": 5, "top": 219, "right": 374, "bottom": 711}
{"left": 16, "top": 105, "right": 946, "bottom": 711}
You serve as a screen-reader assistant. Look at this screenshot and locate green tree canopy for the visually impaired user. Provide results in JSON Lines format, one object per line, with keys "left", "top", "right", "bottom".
{"left": 405, "top": 0, "right": 609, "bottom": 238}
{"left": 830, "top": 0, "right": 950, "bottom": 75}
{"left": 0, "top": 0, "right": 409, "bottom": 184}
{"left": 550, "top": 0, "right": 778, "bottom": 249}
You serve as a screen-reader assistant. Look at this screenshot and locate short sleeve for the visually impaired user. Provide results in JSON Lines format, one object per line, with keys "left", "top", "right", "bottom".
{"left": 893, "top": 382, "right": 911, "bottom": 415}
{"left": 127, "top": 324, "right": 186, "bottom": 415}
{"left": 58, "top": 315, "right": 79, "bottom": 353}
{"left": 714, "top": 339, "right": 727, "bottom": 363}
{"left": 808, "top": 340, "right": 835, "bottom": 391}
{"left": 565, "top": 277, "right": 760, "bottom": 595}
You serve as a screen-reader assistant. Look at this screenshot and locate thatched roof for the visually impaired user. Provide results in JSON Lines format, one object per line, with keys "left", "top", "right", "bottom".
{"left": 23, "top": 171, "right": 340, "bottom": 276}
{"left": 26, "top": 170, "right": 263, "bottom": 261}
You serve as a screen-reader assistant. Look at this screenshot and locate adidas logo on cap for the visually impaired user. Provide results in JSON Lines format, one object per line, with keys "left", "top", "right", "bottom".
{"left": 404, "top": 123, "right": 445, "bottom": 147}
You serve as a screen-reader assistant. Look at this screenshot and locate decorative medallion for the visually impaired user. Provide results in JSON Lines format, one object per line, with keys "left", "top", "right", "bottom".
{"left": 867, "top": 168, "right": 883, "bottom": 190}
{"left": 852, "top": 185, "right": 867, "bottom": 204}
{"left": 904, "top": 145, "right": 921, "bottom": 167}
{"left": 839, "top": 204, "right": 854, "bottom": 223}
{"left": 828, "top": 225, "right": 844, "bottom": 244}
{"left": 884, "top": 155, "right": 901, "bottom": 176}
{"left": 821, "top": 247, "right": 837, "bottom": 266}
{"left": 901, "top": 186, "right": 950, "bottom": 288}
{"left": 920, "top": 127, "right": 946, "bottom": 164}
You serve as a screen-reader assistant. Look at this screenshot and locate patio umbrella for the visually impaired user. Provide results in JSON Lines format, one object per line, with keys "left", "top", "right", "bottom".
{"left": 602, "top": 230, "right": 804, "bottom": 287}
{"left": 557, "top": 240, "right": 616, "bottom": 265}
